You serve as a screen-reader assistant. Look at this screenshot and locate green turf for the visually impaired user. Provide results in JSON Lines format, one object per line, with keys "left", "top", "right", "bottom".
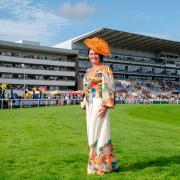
{"left": 0, "top": 104, "right": 179, "bottom": 180}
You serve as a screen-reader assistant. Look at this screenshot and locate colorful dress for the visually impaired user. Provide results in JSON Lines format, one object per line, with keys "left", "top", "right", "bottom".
{"left": 83, "top": 64, "right": 118, "bottom": 174}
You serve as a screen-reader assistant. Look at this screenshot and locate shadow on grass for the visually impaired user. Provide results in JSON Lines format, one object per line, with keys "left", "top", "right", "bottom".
{"left": 120, "top": 155, "right": 180, "bottom": 172}
{"left": 53, "top": 154, "right": 180, "bottom": 174}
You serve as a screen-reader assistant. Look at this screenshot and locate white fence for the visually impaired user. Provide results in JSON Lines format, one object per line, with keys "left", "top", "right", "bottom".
{"left": 0, "top": 98, "right": 80, "bottom": 109}
{"left": 0, "top": 98, "right": 179, "bottom": 109}
{"left": 115, "top": 99, "right": 180, "bottom": 104}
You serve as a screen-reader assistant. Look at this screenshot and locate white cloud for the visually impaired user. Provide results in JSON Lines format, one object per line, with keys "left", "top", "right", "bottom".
{"left": 0, "top": 0, "right": 70, "bottom": 45}
{"left": 58, "top": 2, "right": 95, "bottom": 21}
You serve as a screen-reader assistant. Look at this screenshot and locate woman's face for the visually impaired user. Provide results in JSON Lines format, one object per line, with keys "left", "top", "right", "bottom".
{"left": 88, "top": 49, "right": 100, "bottom": 66}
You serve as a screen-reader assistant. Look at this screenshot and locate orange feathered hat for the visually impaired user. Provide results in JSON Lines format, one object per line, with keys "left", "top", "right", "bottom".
{"left": 84, "top": 37, "right": 112, "bottom": 56}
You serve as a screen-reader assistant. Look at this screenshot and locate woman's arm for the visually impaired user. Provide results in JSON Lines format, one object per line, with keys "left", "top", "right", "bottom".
{"left": 98, "top": 65, "right": 115, "bottom": 118}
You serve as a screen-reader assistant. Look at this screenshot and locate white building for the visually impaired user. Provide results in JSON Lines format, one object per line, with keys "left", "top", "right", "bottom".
{"left": 0, "top": 40, "right": 78, "bottom": 94}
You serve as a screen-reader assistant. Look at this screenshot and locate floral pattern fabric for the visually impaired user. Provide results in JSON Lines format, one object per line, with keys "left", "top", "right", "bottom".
{"left": 83, "top": 65, "right": 118, "bottom": 174}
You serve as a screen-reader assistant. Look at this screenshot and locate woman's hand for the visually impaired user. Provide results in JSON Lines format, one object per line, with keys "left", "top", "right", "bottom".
{"left": 80, "top": 100, "right": 86, "bottom": 110}
{"left": 98, "top": 106, "right": 107, "bottom": 119}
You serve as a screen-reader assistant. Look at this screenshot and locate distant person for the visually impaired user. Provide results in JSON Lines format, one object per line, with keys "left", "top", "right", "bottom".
{"left": 60, "top": 97, "right": 64, "bottom": 106}
{"left": 81, "top": 37, "right": 118, "bottom": 175}
{"left": 65, "top": 95, "right": 70, "bottom": 105}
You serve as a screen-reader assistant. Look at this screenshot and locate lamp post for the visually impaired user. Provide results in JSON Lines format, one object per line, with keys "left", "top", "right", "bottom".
{"left": 21, "top": 64, "right": 25, "bottom": 96}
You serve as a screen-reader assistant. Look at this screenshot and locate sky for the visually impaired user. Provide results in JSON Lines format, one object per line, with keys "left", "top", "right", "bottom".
{"left": 0, "top": 0, "right": 180, "bottom": 46}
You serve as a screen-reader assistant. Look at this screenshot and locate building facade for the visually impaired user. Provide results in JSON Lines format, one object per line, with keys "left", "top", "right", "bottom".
{"left": 0, "top": 40, "right": 78, "bottom": 95}
{"left": 1, "top": 28, "right": 180, "bottom": 96}
{"left": 54, "top": 28, "right": 180, "bottom": 91}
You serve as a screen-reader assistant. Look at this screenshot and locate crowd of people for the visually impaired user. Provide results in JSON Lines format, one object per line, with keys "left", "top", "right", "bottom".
{"left": 115, "top": 79, "right": 180, "bottom": 104}
{"left": 1, "top": 78, "right": 180, "bottom": 109}
{"left": 54, "top": 79, "right": 180, "bottom": 105}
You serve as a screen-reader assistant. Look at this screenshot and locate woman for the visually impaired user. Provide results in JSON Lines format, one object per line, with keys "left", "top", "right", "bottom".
{"left": 81, "top": 37, "right": 119, "bottom": 175}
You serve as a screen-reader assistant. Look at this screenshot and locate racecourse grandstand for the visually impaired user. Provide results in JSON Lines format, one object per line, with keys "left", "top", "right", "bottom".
{"left": 0, "top": 40, "right": 78, "bottom": 97}
{"left": 54, "top": 27, "right": 180, "bottom": 103}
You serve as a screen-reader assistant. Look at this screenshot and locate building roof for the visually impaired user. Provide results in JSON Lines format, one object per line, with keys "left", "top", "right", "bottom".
{"left": 54, "top": 27, "right": 180, "bottom": 54}
{"left": 0, "top": 40, "right": 78, "bottom": 55}
{"left": 53, "top": 28, "right": 103, "bottom": 50}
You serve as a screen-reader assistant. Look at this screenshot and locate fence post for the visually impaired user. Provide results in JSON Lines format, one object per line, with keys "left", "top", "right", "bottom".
{"left": 11, "top": 99, "right": 13, "bottom": 109}
{"left": 20, "top": 99, "right": 22, "bottom": 108}
{"left": 1, "top": 99, "right": 3, "bottom": 109}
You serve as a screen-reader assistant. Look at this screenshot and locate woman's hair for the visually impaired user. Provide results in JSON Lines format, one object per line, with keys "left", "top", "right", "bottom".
{"left": 88, "top": 49, "right": 104, "bottom": 63}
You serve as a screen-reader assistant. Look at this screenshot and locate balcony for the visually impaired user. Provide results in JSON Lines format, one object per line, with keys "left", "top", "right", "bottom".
{"left": 0, "top": 67, "right": 75, "bottom": 77}
{"left": 78, "top": 54, "right": 180, "bottom": 69}
{"left": 0, "top": 55, "right": 75, "bottom": 67}
{"left": 0, "top": 78, "right": 75, "bottom": 86}
{"left": 113, "top": 70, "right": 180, "bottom": 78}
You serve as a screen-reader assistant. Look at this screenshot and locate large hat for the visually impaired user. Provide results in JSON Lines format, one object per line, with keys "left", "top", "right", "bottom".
{"left": 84, "top": 37, "right": 112, "bottom": 56}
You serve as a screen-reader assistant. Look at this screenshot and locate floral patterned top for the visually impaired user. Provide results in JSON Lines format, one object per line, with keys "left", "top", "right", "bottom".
{"left": 83, "top": 65, "right": 115, "bottom": 108}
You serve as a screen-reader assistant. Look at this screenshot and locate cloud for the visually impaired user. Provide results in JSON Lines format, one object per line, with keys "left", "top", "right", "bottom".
{"left": 58, "top": 2, "right": 95, "bottom": 21}
{"left": 0, "top": 0, "right": 70, "bottom": 45}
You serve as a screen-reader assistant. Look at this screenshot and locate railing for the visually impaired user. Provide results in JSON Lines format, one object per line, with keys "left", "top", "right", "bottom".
{"left": 0, "top": 54, "right": 75, "bottom": 63}
{"left": 0, "top": 99, "right": 81, "bottom": 109}
{"left": 112, "top": 70, "right": 180, "bottom": 77}
{"left": 0, "top": 98, "right": 179, "bottom": 109}
{"left": 79, "top": 53, "right": 180, "bottom": 69}
{"left": 115, "top": 99, "right": 180, "bottom": 104}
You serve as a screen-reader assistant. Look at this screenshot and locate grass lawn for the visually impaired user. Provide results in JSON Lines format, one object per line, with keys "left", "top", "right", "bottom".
{"left": 0, "top": 104, "right": 179, "bottom": 180}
